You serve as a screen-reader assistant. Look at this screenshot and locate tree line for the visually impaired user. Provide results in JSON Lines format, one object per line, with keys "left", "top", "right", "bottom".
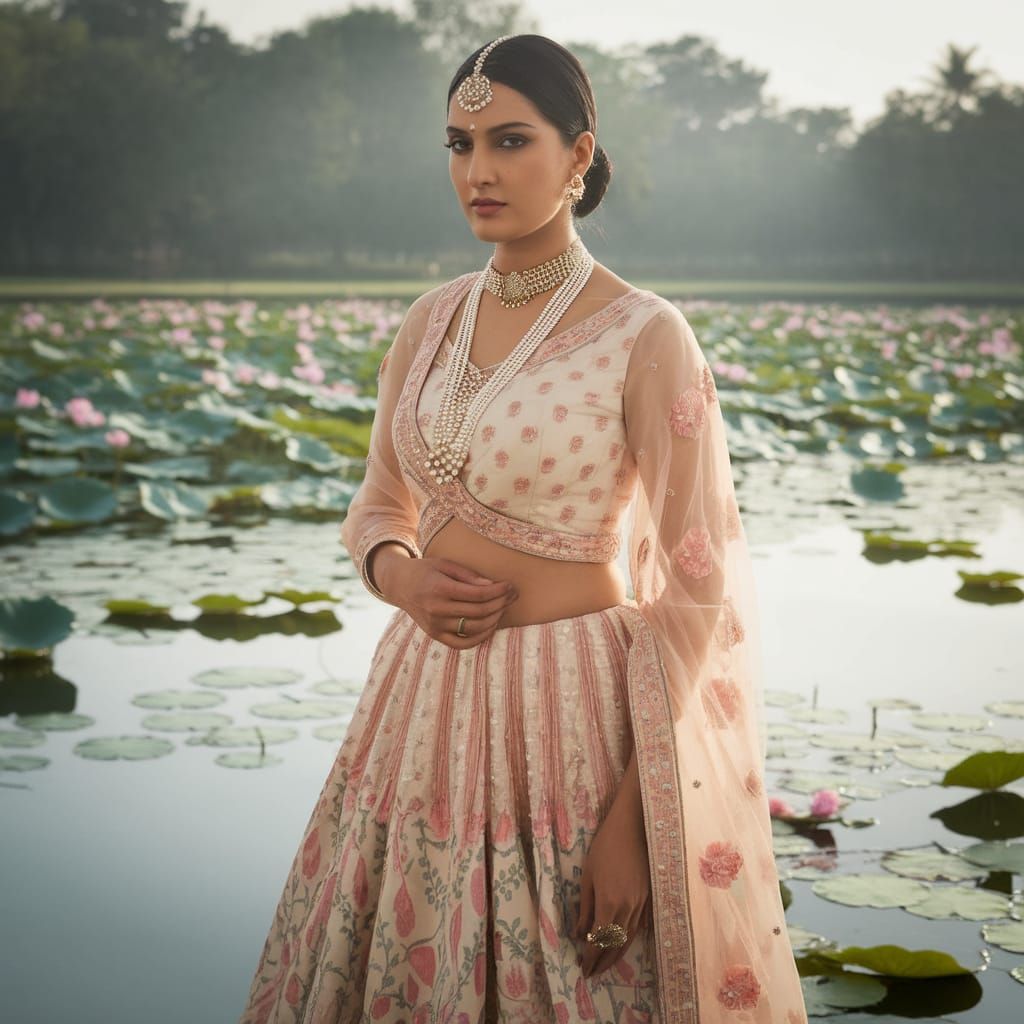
{"left": 1, "top": 0, "right": 1021, "bottom": 280}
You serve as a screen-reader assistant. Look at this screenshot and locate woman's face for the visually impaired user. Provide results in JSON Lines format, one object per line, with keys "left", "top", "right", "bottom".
{"left": 445, "top": 81, "right": 594, "bottom": 241}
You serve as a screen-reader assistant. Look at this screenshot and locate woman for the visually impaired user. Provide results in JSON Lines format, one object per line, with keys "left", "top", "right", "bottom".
{"left": 239, "top": 34, "right": 807, "bottom": 1024}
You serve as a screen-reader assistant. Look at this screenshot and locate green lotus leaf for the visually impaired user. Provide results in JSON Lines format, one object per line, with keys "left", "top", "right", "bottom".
{"left": 959, "top": 841, "right": 1024, "bottom": 874}
{"left": 215, "top": 751, "right": 284, "bottom": 769}
{"left": 986, "top": 700, "right": 1024, "bottom": 718}
{"left": 139, "top": 479, "right": 209, "bottom": 520}
{"left": 811, "top": 873, "right": 930, "bottom": 909}
{"left": 105, "top": 599, "right": 173, "bottom": 615}
{"left": 14, "top": 711, "right": 93, "bottom": 731}
{"left": 192, "top": 666, "right": 302, "bottom": 689}
{"left": 38, "top": 476, "right": 117, "bottom": 523}
{"left": 250, "top": 700, "right": 349, "bottom": 721}
{"left": 139, "top": 712, "right": 234, "bottom": 732}
{"left": 880, "top": 847, "right": 988, "bottom": 882}
{"left": 0, "top": 596, "right": 74, "bottom": 651}
{"left": 184, "top": 725, "right": 298, "bottom": 747}
{"left": 895, "top": 750, "right": 970, "bottom": 772}
{"left": 124, "top": 455, "right": 211, "bottom": 480}
{"left": 799, "top": 972, "right": 887, "bottom": 1014}
{"left": 285, "top": 434, "right": 345, "bottom": 471}
{"left": 983, "top": 920, "right": 1024, "bottom": 954}
{"left": 818, "top": 943, "right": 973, "bottom": 977}
{"left": 0, "top": 490, "right": 34, "bottom": 536}
{"left": 133, "top": 690, "right": 226, "bottom": 710}
{"left": 74, "top": 735, "right": 175, "bottom": 760}
{"left": 910, "top": 712, "right": 991, "bottom": 732}
{"left": 904, "top": 887, "right": 1011, "bottom": 921}
{"left": 942, "top": 750, "right": 1024, "bottom": 790}
{"left": 850, "top": 465, "right": 904, "bottom": 502}
{"left": 14, "top": 457, "right": 81, "bottom": 478}
{"left": 192, "top": 592, "right": 265, "bottom": 613}
{"left": 0, "top": 754, "right": 49, "bottom": 771}
{"left": 0, "top": 729, "right": 46, "bottom": 748}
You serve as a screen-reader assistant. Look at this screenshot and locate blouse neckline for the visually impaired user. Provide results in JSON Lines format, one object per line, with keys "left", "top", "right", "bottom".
{"left": 439, "top": 278, "right": 644, "bottom": 374}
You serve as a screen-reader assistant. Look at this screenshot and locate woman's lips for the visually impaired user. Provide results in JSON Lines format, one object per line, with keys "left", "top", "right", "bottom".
{"left": 472, "top": 202, "right": 506, "bottom": 216}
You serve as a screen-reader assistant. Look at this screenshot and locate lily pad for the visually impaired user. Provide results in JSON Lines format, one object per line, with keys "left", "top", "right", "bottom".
{"left": 0, "top": 596, "right": 74, "bottom": 652}
{"left": 910, "top": 712, "right": 991, "bottom": 733}
{"left": 959, "top": 841, "right": 1024, "bottom": 874}
{"left": 133, "top": 690, "right": 226, "bottom": 710}
{"left": 0, "top": 754, "right": 49, "bottom": 772}
{"left": 139, "top": 711, "right": 234, "bottom": 732}
{"left": 799, "top": 972, "right": 887, "bottom": 1014}
{"left": 250, "top": 700, "right": 349, "bottom": 721}
{"left": 38, "top": 476, "right": 117, "bottom": 523}
{"left": 818, "top": 943, "right": 973, "bottom": 977}
{"left": 74, "top": 735, "right": 175, "bottom": 760}
{"left": 982, "top": 920, "right": 1024, "bottom": 954}
{"left": 14, "top": 711, "right": 93, "bottom": 731}
{"left": 811, "top": 873, "right": 931, "bottom": 909}
{"left": 880, "top": 847, "right": 988, "bottom": 882}
{"left": 215, "top": 751, "right": 285, "bottom": 769}
{"left": 904, "top": 887, "right": 1011, "bottom": 921}
{"left": 192, "top": 666, "right": 302, "bottom": 689}
{"left": 184, "top": 725, "right": 298, "bottom": 747}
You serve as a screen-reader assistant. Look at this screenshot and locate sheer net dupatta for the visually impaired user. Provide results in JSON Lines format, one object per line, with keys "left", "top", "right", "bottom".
{"left": 622, "top": 304, "right": 807, "bottom": 1023}
{"left": 339, "top": 290, "right": 438, "bottom": 600}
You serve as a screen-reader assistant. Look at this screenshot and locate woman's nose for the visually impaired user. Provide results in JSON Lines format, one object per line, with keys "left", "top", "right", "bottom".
{"left": 467, "top": 149, "right": 495, "bottom": 187}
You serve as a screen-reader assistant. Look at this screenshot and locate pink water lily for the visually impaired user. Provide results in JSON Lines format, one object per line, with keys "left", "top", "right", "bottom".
{"left": 768, "top": 797, "right": 796, "bottom": 818}
{"left": 65, "top": 396, "right": 105, "bottom": 427}
{"left": 809, "top": 788, "right": 841, "bottom": 817}
{"left": 15, "top": 388, "right": 40, "bottom": 409}
{"left": 105, "top": 428, "right": 131, "bottom": 448}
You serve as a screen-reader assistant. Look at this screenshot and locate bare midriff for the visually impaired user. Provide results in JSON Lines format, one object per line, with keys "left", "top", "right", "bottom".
{"left": 423, "top": 516, "right": 626, "bottom": 629}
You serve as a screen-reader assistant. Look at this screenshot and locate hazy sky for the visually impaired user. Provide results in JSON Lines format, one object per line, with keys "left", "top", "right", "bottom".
{"left": 189, "top": 0, "right": 1022, "bottom": 130}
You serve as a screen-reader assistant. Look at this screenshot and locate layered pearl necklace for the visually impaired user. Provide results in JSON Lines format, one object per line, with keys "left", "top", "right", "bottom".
{"left": 427, "top": 241, "right": 595, "bottom": 485}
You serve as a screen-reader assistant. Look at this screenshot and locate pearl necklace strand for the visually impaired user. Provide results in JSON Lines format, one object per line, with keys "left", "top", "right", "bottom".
{"left": 427, "top": 242, "right": 595, "bottom": 485}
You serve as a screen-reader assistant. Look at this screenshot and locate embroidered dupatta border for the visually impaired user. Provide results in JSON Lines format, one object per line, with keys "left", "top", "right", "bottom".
{"left": 622, "top": 602, "right": 700, "bottom": 1023}
{"left": 393, "top": 272, "right": 660, "bottom": 562}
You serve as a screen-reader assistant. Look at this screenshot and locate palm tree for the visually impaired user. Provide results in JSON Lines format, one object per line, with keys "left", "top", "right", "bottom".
{"left": 918, "top": 43, "right": 997, "bottom": 127}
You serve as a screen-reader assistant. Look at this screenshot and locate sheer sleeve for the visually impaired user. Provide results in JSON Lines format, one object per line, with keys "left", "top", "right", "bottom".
{"left": 623, "top": 302, "right": 767, "bottom": 761}
{"left": 339, "top": 289, "right": 437, "bottom": 600}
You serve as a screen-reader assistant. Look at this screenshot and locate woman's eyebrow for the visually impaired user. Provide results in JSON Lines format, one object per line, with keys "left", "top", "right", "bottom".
{"left": 445, "top": 121, "right": 536, "bottom": 135}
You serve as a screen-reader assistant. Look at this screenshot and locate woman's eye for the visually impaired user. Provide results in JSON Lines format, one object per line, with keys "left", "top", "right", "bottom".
{"left": 443, "top": 136, "right": 526, "bottom": 153}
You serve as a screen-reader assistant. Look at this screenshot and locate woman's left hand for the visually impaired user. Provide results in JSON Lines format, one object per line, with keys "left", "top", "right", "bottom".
{"left": 573, "top": 803, "right": 653, "bottom": 979}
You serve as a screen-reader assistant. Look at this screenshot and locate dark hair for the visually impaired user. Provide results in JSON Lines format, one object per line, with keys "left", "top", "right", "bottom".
{"left": 446, "top": 35, "right": 612, "bottom": 220}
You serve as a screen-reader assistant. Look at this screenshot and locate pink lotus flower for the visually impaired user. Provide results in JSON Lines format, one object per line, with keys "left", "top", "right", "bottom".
{"left": 21, "top": 311, "right": 46, "bottom": 330}
{"left": 880, "top": 339, "right": 897, "bottom": 359}
{"left": 809, "top": 789, "right": 841, "bottom": 818}
{"left": 953, "top": 363, "right": 973, "bottom": 379}
{"left": 295, "top": 341, "right": 315, "bottom": 363}
{"left": 48, "top": 322, "right": 65, "bottom": 338}
{"left": 15, "top": 388, "right": 40, "bottom": 409}
{"left": 105, "top": 428, "right": 131, "bottom": 448}
{"left": 207, "top": 335, "right": 227, "bottom": 351}
{"left": 65, "top": 396, "right": 105, "bottom": 427}
{"left": 293, "top": 361, "right": 325, "bottom": 384}
{"left": 931, "top": 358, "right": 945, "bottom": 371}
{"left": 768, "top": 797, "right": 796, "bottom": 818}
{"left": 234, "top": 363, "right": 258, "bottom": 385}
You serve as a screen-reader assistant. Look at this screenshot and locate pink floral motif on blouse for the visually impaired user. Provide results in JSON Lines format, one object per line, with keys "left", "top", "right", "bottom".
{"left": 538, "top": 380, "right": 554, "bottom": 394}
{"left": 569, "top": 435, "right": 583, "bottom": 453}
{"left": 495, "top": 450, "right": 509, "bottom": 469}
{"left": 596, "top": 355, "right": 611, "bottom": 369}
{"left": 699, "top": 840, "right": 743, "bottom": 888}
{"left": 474, "top": 474, "right": 488, "bottom": 490}
{"left": 596, "top": 416, "right": 608, "bottom": 431}
{"left": 553, "top": 404, "right": 568, "bottom": 423}
{"left": 507, "top": 400, "right": 522, "bottom": 417}
{"left": 551, "top": 484, "right": 565, "bottom": 498}
{"left": 588, "top": 487, "right": 604, "bottom": 504}
{"left": 514, "top": 476, "right": 530, "bottom": 495}
{"left": 482, "top": 424, "right": 495, "bottom": 443}
{"left": 569, "top": 370, "right": 584, "bottom": 381}
{"left": 559, "top": 506, "right": 576, "bottom": 524}
{"left": 579, "top": 463, "right": 595, "bottom": 481}
{"left": 668, "top": 387, "right": 707, "bottom": 438}
{"left": 717, "top": 964, "right": 761, "bottom": 1011}
{"left": 702, "top": 676, "right": 742, "bottom": 728}
{"left": 584, "top": 391, "right": 600, "bottom": 406}
{"left": 521, "top": 426, "right": 538, "bottom": 443}
{"left": 541, "top": 457, "right": 556, "bottom": 473}
{"left": 674, "top": 525, "right": 713, "bottom": 578}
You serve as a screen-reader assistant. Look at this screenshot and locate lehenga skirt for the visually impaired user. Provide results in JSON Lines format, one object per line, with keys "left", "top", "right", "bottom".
{"left": 238, "top": 600, "right": 662, "bottom": 1024}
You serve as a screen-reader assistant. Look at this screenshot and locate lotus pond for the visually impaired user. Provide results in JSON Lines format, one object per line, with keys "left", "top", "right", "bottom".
{"left": 1, "top": 295, "right": 1023, "bottom": 1023}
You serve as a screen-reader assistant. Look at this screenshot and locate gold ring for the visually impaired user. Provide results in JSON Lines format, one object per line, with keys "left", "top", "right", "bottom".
{"left": 585, "top": 922, "right": 628, "bottom": 949}
{"left": 456, "top": 616, "right": 468, "bottom": 637}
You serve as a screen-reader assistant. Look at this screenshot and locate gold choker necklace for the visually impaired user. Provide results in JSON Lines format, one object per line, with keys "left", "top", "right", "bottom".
{"left": 484, "top": 238, "right": 588, "bottom": 309}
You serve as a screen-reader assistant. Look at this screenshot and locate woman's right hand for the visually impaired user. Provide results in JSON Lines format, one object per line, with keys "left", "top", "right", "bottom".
{"left": 375, "top": 549, "right": 519, "bottom": 648}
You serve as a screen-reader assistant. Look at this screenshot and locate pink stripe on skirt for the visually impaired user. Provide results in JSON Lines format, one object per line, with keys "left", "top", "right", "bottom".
{"left": 238, "top": 601, "right": 660, "bottom": 1024}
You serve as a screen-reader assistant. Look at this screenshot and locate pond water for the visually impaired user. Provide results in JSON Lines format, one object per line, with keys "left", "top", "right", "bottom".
{"left": 2, "top": 296, "right": 1022, "bottom": 1022}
